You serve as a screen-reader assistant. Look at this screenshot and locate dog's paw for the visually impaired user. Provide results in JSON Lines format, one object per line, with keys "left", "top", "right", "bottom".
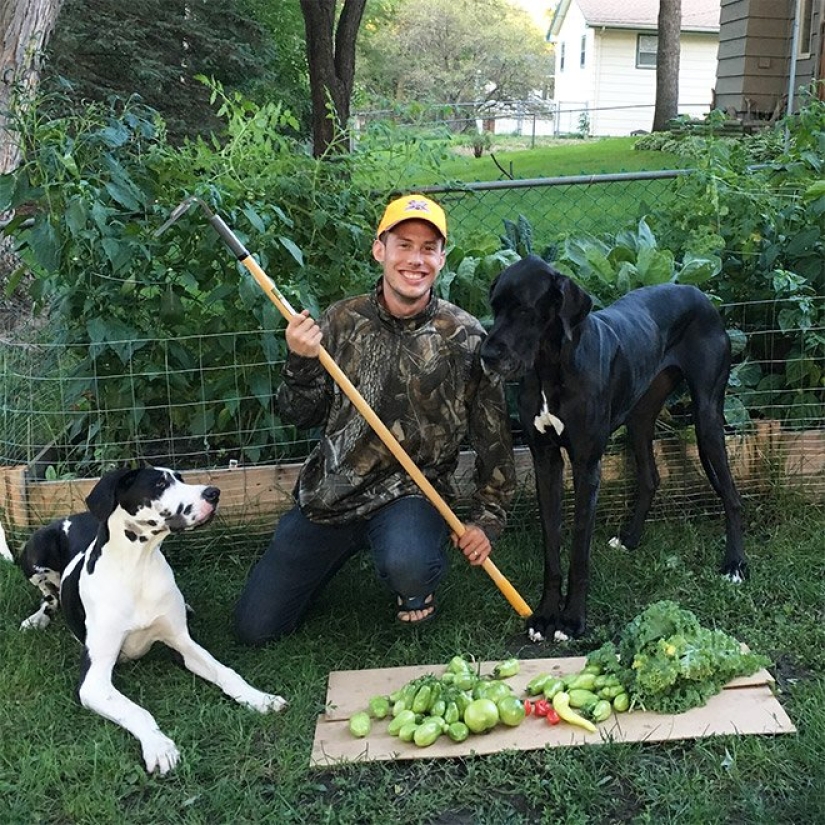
{"left": 526, "top": 613, "right": 566, "bottom": 644}
{"left": 142, "top": 733, "right": 180, "bottom": 776}
{"left": 20, "top": 611, "right": 50, "bottom": 631}
{"left": 608, "top": 536, "right": 628, "bottom": 551}
{"left": 721, "top": 560, "right": 748, "bottom": 584}
{"left": 527, "top": 624, "right": 571, "bottom": 643}
{"left": 242, "top": 690, "right": 287, "bottom": 714}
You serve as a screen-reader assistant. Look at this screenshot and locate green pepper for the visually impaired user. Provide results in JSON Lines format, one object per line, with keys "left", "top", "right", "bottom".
{"left": 430, "top": 699, "right": 447, "bottom": 718}
{"left": 412, "top": 684, "right": 432, "bottom": 714}
{"left": 388, "top": 709, "right": 416, "bottom": 736}
{"left": 542, "top": 678, "right": 566, "bottom": 701}
{"left": 492, "top": 657, "right": 520, "bottom": 679}
{"left": 525, "top": 673, "right": 552, "bottom": 696}
{"left": 391, "top": 698, "right": 406, "bottom": 717}
{"left": 567, "top": 672, "right": 598, "bottom": 692}
{"left": 401, "top": 680, "right": 419, "bottom": 710}
{"left": 444, "top": 700, "right": 460, "bottom": 725}
{"left": 454, "top": 691, "right": 471, "bottom": 716}
{"left": 348, "top": 711, "right": 371, "bottom": 738}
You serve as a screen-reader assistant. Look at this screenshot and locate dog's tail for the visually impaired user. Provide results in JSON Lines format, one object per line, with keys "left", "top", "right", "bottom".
{"left": 0, "top": 519, "right": 13, "bottom": 562}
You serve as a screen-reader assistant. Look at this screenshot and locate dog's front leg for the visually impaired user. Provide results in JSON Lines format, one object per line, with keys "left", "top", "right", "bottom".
{"left": 562, "top": 458, "right": 602, "bottom": 638}
{"left": 78, "top": 638, "right": 180, "bottom": 775}
{"left": 166, "top": 630, "right": 287, "bottom": 713}
{"left": 527, "top": 442, "right": 566, "bottom": 642}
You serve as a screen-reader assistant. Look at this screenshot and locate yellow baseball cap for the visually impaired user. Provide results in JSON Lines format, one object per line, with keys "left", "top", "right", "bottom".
{"left": 376, "top": 194, "right": 447, "bottom": 241}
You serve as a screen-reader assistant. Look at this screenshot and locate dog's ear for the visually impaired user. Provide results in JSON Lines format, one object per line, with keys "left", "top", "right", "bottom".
{"left": 558, "top": 275, "right": 592, "bottom": 340}
{"left": 85, "top": 468, "right": 138, "bottom": 521}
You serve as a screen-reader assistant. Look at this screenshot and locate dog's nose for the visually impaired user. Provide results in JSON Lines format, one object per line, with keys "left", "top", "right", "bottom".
{"left": 203, "top": 487, "right": 220, "bottom": 504}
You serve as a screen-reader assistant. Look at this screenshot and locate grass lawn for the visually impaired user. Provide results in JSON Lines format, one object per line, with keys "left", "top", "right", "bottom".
{"left": 427, "top": 136, "right": 686, "bottom": 184}
{"left": 1, "top": 490, "right": 822, "bottom": 823}
{"left": 379, "top": 136, "right": 690, "bottom": 247}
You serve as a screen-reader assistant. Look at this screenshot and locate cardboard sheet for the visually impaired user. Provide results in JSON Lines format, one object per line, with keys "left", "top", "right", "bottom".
{"left": 310, "top": 656, "right": 796, "bottom": 766}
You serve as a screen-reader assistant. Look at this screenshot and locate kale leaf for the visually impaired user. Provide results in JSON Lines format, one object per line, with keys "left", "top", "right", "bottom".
{"left": 586, "top": 600, "right": 771, "bottom": 714}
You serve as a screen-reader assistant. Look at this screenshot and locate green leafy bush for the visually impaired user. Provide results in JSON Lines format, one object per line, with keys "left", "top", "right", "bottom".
{"left": 0, "top": 84, "right": 389, "bottom": 470}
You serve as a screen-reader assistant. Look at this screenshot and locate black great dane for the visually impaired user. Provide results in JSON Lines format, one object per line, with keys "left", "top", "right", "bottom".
{"left": 480, "top": 256, "right": 746, "bottom": 642}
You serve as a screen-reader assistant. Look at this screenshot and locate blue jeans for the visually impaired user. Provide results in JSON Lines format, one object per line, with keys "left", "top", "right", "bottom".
{"left": 233, "top": 496, "right": 449, "bottom": 645}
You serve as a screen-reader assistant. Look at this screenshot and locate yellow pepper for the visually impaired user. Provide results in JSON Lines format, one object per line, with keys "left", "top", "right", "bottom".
{"left": 552, "top": 691, "right": 597, "bottom": 733}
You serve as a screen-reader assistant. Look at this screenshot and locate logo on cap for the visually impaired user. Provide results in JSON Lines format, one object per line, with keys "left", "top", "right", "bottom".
{"left": 376, "top": 194, "right": 447, "bottom": 239}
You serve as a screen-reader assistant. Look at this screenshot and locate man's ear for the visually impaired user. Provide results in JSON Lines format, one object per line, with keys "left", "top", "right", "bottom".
{"left": 372, "top": 237, "right": 386, "bottom": 263}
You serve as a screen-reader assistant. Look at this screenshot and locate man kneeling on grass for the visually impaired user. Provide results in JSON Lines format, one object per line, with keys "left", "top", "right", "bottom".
{"left": 234, "top": 194, "right": 515, "bottom": 643}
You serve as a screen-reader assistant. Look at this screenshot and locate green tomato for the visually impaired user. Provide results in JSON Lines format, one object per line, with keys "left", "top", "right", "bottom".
{"left": 463, "top": 698, "right": 499, "bottom": 733}
{"left": 368, "top": 695, "right": 390, "bottom": 719}
{"left": 497, "top": 695, "right": 526, "bottom": 727}
{"left": 473, "top": 679, "right": 509, "bottom": 702}
{"left": 348, "top": 711, "right": 371, "bottom": 738}
{"left": 591, "top": 699, "right": 612, "bottom": 723}
{"left": 447, "top": 721, "right": 470, "bottom": 742}
{"left": 413, "top": 719, "right": 443, "bottom": 747}
{"left": 447, "top": 655, "right": 472, "bottom": 674}
{"left": 568, "top": 689, "right": 599, "bottom": 709}
{"left": 453, "top": 672, "right": 478, "bottom": 691}
{"left": 492, "top": 657, "right": 520, "bottom": 679}
{"left": 398, "top": 721, "right": 418, "bottom": 742}
{"left": 613, "top": 692, "right": 630, "bottom": 713}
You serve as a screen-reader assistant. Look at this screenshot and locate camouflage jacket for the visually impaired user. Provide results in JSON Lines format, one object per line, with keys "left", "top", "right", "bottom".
{"left": 277, "top": 283, "right": 516, "bottom": 539}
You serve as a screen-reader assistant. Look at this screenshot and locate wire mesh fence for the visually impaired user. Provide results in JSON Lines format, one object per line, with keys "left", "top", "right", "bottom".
{"left": 0, "top": 171, "right": 821, "bottom": 548}
{"left": 424, "top": 171, "right": 687, "bottom": 245}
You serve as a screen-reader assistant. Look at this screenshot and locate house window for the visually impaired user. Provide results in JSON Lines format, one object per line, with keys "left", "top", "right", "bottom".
{"left": 560, "top": 41, "right": 566, "bottom": 72}
{"left": 798, "top": 0, "right": 814, "bottom": 57}
{"left": 637, "top": 34, "right": 658, "bottom": 68}
{"left": 580, "top": 34, "right": 586, "bottom": 68}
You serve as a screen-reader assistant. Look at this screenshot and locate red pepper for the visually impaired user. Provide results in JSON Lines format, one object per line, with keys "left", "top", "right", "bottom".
{"left": 545, "top": 708, "right": 561, "bottom": 725}
{"left": 523, "top": 699, "right": 534, "bottom": 716}
{"left": 533, "top": 698, "right": 550, "bottom": 717}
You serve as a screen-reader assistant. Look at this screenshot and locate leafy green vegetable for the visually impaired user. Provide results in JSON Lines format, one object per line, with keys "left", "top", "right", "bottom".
{"left": 586, "top": 601, "right": 770, "bottom": 714}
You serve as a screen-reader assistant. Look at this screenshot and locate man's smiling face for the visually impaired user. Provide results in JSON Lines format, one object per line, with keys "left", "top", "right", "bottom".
{"left": 372, "top": 219, "right": 446, "bottom": 318}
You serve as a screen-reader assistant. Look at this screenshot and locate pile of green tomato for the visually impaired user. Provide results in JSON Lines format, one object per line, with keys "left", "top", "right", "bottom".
{"left": 347, "top": 656, "right": 630, "bottom": 748}
{"left": 348, "top": 655, "right": 524, "bottom": 747}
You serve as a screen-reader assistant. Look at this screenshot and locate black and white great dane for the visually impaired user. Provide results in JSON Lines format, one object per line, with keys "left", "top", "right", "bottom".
{"left": 480, "top": 256, "right": 746, "bottom": 642}
{"left": 2, "top": 466, "right": 285, "bottom": 775}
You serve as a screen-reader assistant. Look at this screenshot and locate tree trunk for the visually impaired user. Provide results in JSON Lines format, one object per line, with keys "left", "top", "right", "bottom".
{"left": 652, "top": 0, "right": 681, "bottom": 132}
{"left": 299, "top": 0, "right": 366, "bottom": 157}
{"left": 0, "top": 0, "right": 66, "bottom": 174}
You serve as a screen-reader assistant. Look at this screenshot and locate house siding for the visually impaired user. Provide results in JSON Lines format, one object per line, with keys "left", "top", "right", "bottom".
{"left": 715, "top": 0, "right": 820, "bottom": 119}
{"left": 552, "top": 1, "right": 595, "bottom": 133}
{"left": 551, "top": 0, "right": 720, "bottom": 136}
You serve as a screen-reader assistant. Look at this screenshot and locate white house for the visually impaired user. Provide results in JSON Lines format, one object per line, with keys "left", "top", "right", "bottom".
{"left": 548, "top": 0, "right": 721, "bottom": 136}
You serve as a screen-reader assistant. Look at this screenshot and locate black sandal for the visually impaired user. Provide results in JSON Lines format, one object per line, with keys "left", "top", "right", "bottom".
{"left": 395, "top": 593, "right": 436, "bottom": 625}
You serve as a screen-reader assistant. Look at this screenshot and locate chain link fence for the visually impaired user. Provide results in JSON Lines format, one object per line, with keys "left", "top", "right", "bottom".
{"left": 0, "top": 171, "right": 821, "bottom": 544}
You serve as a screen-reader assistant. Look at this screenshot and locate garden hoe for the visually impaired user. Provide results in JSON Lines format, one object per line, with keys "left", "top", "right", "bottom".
{"left": 156, "top": 196, "right": 532, "bottom": 618}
